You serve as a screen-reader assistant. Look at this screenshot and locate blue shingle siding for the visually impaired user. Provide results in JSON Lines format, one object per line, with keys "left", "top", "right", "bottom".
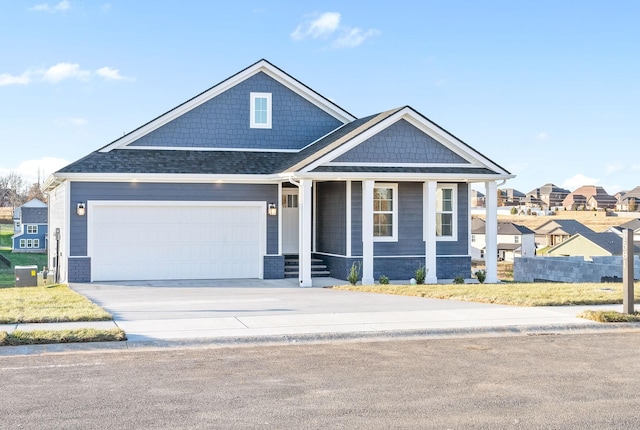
{"left": 263, "top": 255, "right": 285, "bottom": 279}
{"left": 315, "top": 182, "right": 346, "bottom": 255}
{"left": 129, "top": 72, "right": 344, "bottom": 151}
{"left": 69, "top": 257, "right": 91, "bottom": 283}
{"left": 318, "top": 254, "right": 362, "bottom": 281}
{"left": 69, "top": 182, "right": 278, "bottom": 256}
{"left": 436, "top": 256, "right": 471, "bottom": 279}
{"left": 334, "top": 119, "right": 469, "bottom": 164}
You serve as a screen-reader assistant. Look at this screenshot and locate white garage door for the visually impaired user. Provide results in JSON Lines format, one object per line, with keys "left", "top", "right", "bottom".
{"left": 89, "top": 202, "right": 264, "bottom": 281}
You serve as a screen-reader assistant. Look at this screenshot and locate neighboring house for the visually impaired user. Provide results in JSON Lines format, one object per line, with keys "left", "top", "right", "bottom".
{"left": 608, "top": 218, "right": 640, "bottom": 243}
{"left": 562, "top": 185, "right": 616, "bottom": 210}
{"left": 616, "top": 186, "right": 640, "bottom": 211}
{"left": 12, "top": 201, "right": 48, "bottom": 253}
{"left": 526, "top": 183, "right": 570, "bottom": 209}
{"left": 471, "top": 218, "right": 535, "bottom": 261}
{"left": 533, "top": 219, "right": 594, "bottom": 248}
{"left": 471, "top": 190, "right": 485, "bottom": 207}
{"left": 0, "top": 188, "right": 20, "bottom": 208}
{"left": 500, "top": 188, "right": 525, "bottom": 206}
{"left": 43, "top": 59, "right": 513, "bottom": 285}
{"left": 546, "top": 231, "right": 640, "bottom": 258}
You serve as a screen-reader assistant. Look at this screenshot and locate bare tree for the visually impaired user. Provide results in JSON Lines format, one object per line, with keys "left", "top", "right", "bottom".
{"left": 0, "top": 171, "right": 27, "bottom": 208}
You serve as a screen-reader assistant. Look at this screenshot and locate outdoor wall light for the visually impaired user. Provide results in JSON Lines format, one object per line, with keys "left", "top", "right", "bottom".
{"left": 76, "top": 203, "right": 86, "bottom": 216}
{"left": 268, "top": 203, "right": 277, "bottom": 216}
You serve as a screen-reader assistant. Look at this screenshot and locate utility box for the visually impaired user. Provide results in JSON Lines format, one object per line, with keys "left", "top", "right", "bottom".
{"left": 15, "top": 265, "right": 38, "bottom": 287}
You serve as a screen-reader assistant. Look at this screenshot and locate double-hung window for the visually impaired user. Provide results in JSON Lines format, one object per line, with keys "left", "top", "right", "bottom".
{"left": 250, "top": 92, "right": 272, "bottom": 129}
{"left": 373, "top": 184, "right": 398, "bottom": 241}
{"left": 436, "top": 184, "right": 457, "bottom": 240}
{"left": 27, "top": 225, "right": 38, "bottom": 234}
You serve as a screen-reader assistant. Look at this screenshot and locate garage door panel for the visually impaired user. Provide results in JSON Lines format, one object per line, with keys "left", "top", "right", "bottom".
{"left": 90, "top": 203, "right": 263, "bottom": 281}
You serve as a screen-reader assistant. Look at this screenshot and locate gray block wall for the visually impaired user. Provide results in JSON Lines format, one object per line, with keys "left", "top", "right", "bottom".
{"left": 514, "top": 256, "right": 640, "bottom": 283}
{"left": 263, "top": 255, "right": 285, "bottom": 279}
{"left": 68, "top": 257, "right": 91, "bottom": 283}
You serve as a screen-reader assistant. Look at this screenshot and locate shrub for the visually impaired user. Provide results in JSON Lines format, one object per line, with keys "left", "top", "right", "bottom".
{"left": 415, "top": 265, "right": 427, "bottom": 285}
{"left": 347, "top": 262, "right": 361, "bottom": 285}
{"left": 510, "top": 207, "right": 518, "bottom": 215}
{"left": 474, "top": 269, "right": 486, "bottom": 284}
{"left": 379, "top": 275, "right": 389, "bottom": 285}
{"left": 453, "top": 275, "right": 465, "bottom": 284}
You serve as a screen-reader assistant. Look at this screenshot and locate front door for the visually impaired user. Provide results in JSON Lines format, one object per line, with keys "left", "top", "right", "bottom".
{"left": 282, "top": 189, "right": 299, "bottom": 254}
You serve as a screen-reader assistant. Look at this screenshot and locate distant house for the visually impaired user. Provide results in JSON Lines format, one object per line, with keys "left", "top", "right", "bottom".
{"left": 499, "top": 188, "right": 525, "bottom": 206}
{"left": 562, "top": 185, "right": 616, "bottom": 210}
{"left": 471, "top": 218, "right": 536, "bottom": 262}
{"left": 616, "top": 186, "right": 640, "bottom": 212}
{"left": 525, "top": 183, "right": 570, "bottom": 209}
{"left": 533, "top": 219, "right": 594, "bottom": 248}
{"left": 608, "top": 218, "right": 640, "bottom": 243}
{"left": 12, "top": 199, "right": 48, "bottom": 253}
{"left": 546, "top": 231, "right": 640, "bottom": 258}
{"left": 471, "top": 190, "right": 485, "bottom": 207}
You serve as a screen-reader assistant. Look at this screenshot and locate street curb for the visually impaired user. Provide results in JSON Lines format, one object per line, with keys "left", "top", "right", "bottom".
{"left": 2, "top": 322, "right": 639, "bottom": 356}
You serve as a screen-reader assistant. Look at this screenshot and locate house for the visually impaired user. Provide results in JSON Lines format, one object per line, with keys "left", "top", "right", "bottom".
{"left": 499, "top": 188, "right": 525, "bottom": 206}
{"left": 43, "top": 59, "right": 513, "bottom": 285}
{"left": 525, "top": 183, "right": 570, "bottom": 209}
{"left": 471, "top": 190, "right": 485, "bottom": 207}
{"left": 616, "top": 186, "right": 640, "bottom": 212}
{"left": 471, "top": 218, "right": 535, "bottom": 261}
{"left": 533, "top": 219, "right": 594, "bottom": 248}
{"left": 608, "top": 218, "right": 640, "bottom": 243}
{"left": 12, "top": 199, "right": 48, "bottom": 253}
{"left": 546, "top": 231, "right": 640, "bottom": 258}
{"left": 562, "top": 185, "right": 616, "bottom": 210}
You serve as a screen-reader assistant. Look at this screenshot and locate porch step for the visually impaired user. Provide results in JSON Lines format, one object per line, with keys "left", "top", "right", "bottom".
{"left": 284, "top": 255, "right": 331, "bottom": 278}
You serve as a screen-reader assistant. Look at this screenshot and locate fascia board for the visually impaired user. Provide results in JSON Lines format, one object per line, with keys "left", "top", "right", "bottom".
{"left": 100, "top": 60, "right": 355, "bottom": 153}
{"left": 52, "top": 172, "right": 283, "bottom": 184}
{"left": 288, "top": 172, "right": 515, "bottom": 182}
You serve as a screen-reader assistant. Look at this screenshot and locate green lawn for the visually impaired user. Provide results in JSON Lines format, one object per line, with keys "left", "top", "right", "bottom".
{"left": 0, "top": 284, "right": 113, "bottom": 324}
{"left": 0, "top": 249, "right": 48, "bottom": 287}
{"left": 0, "top": 223, "right": 13, "bottom": 248}
{"left": 0, "top": 328, "right": 126, "bottom": 346}
{"left": 333, "top": 282, "right": 640, "bottom": 307}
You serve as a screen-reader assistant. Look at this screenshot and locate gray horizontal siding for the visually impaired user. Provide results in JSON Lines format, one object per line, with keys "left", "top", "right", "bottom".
{"left": 315, "top": 181, "right": 346, "bottom": 255}
{"left": 69, "top": 182, "right": 278, "bottom": 256}
{"left": 129, "top": 72, "right": 343, "bottom": 151}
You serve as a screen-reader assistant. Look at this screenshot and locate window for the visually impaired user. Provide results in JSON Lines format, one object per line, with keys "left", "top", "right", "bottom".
{"left": 20, "top": 239, "right": 26, "bottom": 248}
{"left": 282, "top": 193, "right": 298, "bottom": 208}
{"left": 436, "top": 184, "right": 457, "bottom": 240}
{"left": 373, "top": 184, "right": 398, "bottom": 241}
{"left": 250, "top": 92, "right": 272, "bottom": 128}
{"left": 33, "top": 239, "right": 39, "bottom": 248}
{"left": 27, "top": 225, "right": 38, "bottom": 234}
{"left": 26, "top": 239, "right": 33, "bottom": 248}
{"left": 471, "top": 234, "right": 476, "bottom": 243}
{"left": 514, "top": 235, "right": 520, "bottom": 244}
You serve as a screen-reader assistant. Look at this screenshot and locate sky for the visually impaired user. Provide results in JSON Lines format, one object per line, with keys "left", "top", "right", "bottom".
{"left": 1, "top": 1, "right": 639, "bottom": 195}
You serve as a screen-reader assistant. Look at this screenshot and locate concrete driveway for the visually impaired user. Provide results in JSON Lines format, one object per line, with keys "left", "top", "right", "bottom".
{"left": 69, "top": 278, "right": 607, "bottom": 344}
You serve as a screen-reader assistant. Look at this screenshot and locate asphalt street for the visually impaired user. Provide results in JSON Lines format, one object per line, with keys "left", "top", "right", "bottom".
{"left": 2, "top": 332, "right": 640, "bottom": 429}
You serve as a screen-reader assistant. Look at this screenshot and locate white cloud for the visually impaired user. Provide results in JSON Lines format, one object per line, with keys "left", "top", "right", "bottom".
{"left": 291, "top": 12, "right": 341, "bottom": 40}
{"left": 0, "top": 63, "right": 133, "bottom": 86}
{"left": 0, "top": 157, "right": 70, "bottom": 183}
{"left": 332, "top": 28, "right": 380, "bottom": 48}
{"left": 561, "top": 173, "right": 600, "bottom": 191}
{"left": 0, "top": 72, "right": 31, "bottom": 86}
{"left": 42, "top": 62, "right": 91, "bottom": 83}
{"left": 55, "top": 117, "right": 88, "bottom": 127}
{"left": 605, "top": 162, "right": 624, "bottom": 174}
{"left": 96, "top": 66, "right": 131, "bottom": 81}
{"left": 536, "top": 132, "right": 549, "bottom": 141}
{"left": 29, "top": 1, "right": 70, "bottom": 13}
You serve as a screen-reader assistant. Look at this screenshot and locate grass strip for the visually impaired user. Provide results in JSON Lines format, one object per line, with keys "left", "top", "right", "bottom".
{"left": 0, "top": 328, "right": 126, "bottom": 346}
{"left": 577, "top": 310, "right": 640, "bottom": 323}
{"left": 332, "top": 282, "right": 640, "bottom": 307}
{"left": 0, "top": 284, "right": 112, "bottom": 324}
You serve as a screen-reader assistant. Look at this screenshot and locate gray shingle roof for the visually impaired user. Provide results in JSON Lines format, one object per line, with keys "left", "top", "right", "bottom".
{"left": 21, "top": 207, "right": 47, "bottom": 224}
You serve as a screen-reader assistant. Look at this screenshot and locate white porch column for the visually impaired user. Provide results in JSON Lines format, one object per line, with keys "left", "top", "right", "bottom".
{"left": 362, "top": 180, "right": 375, "bottom": 285}
{"left": 299, "top": 179, "right": 313, "bottom": 287}
{"left": 485, "top": 180, "right": 498, "bottom": 283}
{"left": 424, "top": 181, "right": 438, "bottom": 283}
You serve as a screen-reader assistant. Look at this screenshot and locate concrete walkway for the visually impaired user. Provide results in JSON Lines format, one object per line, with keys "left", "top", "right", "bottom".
{"left": 2, "top": 278, "right": 638, "bottom": 354}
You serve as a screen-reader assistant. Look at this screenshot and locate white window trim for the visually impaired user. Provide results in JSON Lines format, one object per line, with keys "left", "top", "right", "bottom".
{"left": 20, "top": 239, "right": 26, "bottom": 248}
{"left": 436, "top": 183, "right": 457, "bottom": 242}
{"left": 373, "top": 183, "right": 398, "bottom": 242}
{"left": 250, "top": 92, "right": 272, "bottom": 129}
{"left": 33, "top": 239, "right": 39, "bottom": 248}
{"left": 26, "top": 239, "right": 33, "bottom": 248}
{"left": 27, "top": 225, "right": 38, "bottom": 234}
